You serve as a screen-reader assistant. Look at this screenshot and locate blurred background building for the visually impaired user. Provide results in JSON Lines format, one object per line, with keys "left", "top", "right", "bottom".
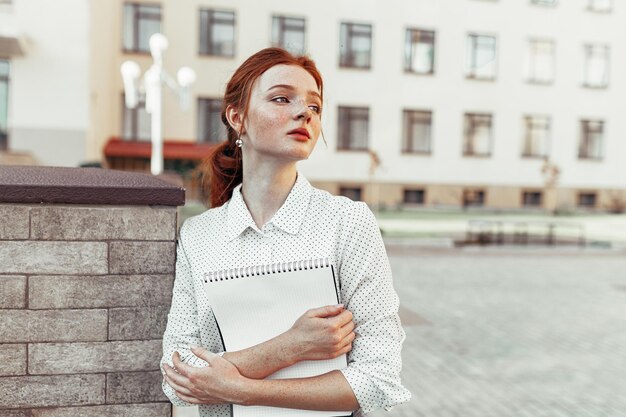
{"left": 1, "top": 0, "right": 625, "bottom": 211}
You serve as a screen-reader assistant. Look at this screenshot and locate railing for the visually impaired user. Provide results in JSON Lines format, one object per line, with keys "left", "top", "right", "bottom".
{"left": 466, "top": 219, "right": 585, "bottom": 246}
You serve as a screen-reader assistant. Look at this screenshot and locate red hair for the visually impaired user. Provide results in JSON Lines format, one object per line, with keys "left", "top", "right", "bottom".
{"left": 198, "top": 47, "right": 324, "bottom": 208}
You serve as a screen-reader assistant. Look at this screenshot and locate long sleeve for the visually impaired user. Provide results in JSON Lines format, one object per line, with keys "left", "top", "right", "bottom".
{"left": 161, "top": 222, "right": 211, "bottom": 406}
{"left": 337, "top": 202, "right": 412, "bottom": 414}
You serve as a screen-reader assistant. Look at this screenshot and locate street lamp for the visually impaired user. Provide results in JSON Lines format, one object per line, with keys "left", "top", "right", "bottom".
{"left": 120, "top": 33, "right": 196, "bottom": 175}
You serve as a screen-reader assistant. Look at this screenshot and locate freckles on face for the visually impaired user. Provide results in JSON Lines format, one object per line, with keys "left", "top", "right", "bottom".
{"left": 242, "top": 64, "right": 322, "bottom": 159}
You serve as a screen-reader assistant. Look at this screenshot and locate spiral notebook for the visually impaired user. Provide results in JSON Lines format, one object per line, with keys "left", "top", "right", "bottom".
{"left": 202, "top": 258, "right": 351, "bottom": 417}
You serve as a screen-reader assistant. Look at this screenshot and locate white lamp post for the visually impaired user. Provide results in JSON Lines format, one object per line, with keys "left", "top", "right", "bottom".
{"left": 120, "top": 33, "right": 196, "bottom": 176}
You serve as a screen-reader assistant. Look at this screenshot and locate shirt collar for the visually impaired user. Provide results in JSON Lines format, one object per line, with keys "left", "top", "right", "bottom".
{"left": 225, "top": 172, "right": 313, "bottom": 241}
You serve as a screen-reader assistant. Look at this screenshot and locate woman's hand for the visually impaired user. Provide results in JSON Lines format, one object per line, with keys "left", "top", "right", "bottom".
{"left": 162, "top": 346, "right": 251, "bottom": 405}
{"left": 282, "top": 304, "right": 356, "bottom": 362}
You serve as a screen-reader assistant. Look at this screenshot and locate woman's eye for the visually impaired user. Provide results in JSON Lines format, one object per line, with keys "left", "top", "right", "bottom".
{"left": 272, "top": 96, "right": 289, "bottom": 103}
{"left": 309, "top": 105, "right": 321, "bottom": 114}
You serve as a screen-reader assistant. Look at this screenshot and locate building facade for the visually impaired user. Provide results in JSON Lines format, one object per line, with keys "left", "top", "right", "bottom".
{"left": 0, "top": 0, "right": 91, "bottom": 167}
{"left": 2, "top": 0, "right": 626, "bottom": 211}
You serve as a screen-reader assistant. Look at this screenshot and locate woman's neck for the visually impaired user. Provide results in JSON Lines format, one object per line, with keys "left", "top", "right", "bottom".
{"left": 240, "top": 162, "right": 298, "bottom": 230}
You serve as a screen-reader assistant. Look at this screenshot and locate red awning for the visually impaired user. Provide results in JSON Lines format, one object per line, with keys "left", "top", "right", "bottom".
{"left": 104, "top": 137, "right": 218, "bottom": 161}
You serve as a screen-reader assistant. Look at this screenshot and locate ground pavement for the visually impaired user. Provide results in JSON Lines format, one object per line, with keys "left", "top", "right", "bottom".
{"left": 370, "top": 246, "right": 626, "bottom": 417}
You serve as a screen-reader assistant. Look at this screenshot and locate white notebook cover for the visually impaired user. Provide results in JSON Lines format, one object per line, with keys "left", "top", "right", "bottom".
{"left": 202, "top": 259, "right": 351, "bottom": 417}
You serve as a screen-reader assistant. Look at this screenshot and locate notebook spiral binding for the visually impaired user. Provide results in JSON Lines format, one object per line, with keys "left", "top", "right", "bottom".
{"left": 203, "top": 257, "right": 331, "bottom": 283}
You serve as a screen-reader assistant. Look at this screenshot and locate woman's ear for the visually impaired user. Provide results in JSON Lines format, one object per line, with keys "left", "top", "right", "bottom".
{"left": 225, "top": 105, "right": 244, "bottom": 136}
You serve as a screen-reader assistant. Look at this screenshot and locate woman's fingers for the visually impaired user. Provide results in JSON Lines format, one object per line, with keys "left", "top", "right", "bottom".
{"left": 191, "top": 345, "right": 219, "bottom": 365}
{"left": 172, "top": 351, "right": 195, "bottom": 377}
{"left": 163, "top": 371, "right": 194, "bottom": 396}
{"left": 307, "top": 304, "right": 344, "bottom": 318}
{"left": 163, "top": 363, "right": 190, "bottom": 387}
{"left": 339, "top": 318, "right": 355, "bottom": 337}
{"left": 175, "top": 390, "right": 203, "bottom": 404}
{"left": 328, "top": 309, "right": 353, "bottom": 328}
{"left": 338, "top": 341, "right": 353, "bottom": 355}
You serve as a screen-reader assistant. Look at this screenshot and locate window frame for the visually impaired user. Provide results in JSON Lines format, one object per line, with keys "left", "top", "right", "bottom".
{"left": 271, "top": 15, "right": 306, "bottom": 55}
{"left": 337, "top": 106, "right": 370, "bottom": 151}
{"left": 522, "top": 190, "right": 543, "bottom": 207}
{"left": 339, "top": 186, "right": 363, "bottom": 202}
{"left": 404, "top": 188, "right": 426, "bottom": 205}
{"left": 578, "top": 192, "right": 597, "bottom": 208}
{"left": 199, "top": 8, "right": 236, "bottom": 57}
{"left": 465, "top": 33, "right": 498, "bottom": 80}
{"left": 531, "top": 0, "right": 558, "bottom": 6}
{"left": 578, "top": 119, "right": 604, "bottom": 160}
{"left": 0, "top": 59, "right": 9, "bottom": 151}
{"left": 122, "top": 2, "right": 162, "bottom": 54}
{"left": 197, "top": 97, "right": 226, "bottom": 144}
{"left": 462, "top": 189, "right": 486, "bottom": 207}
{"left": 121, "top": 94, "right": 151, "bottom": 141}
{"left": 582, "top": 43, "right": 610, "bottom": 89}
{"left": 587, "top": 0, "right": 612, "bottom": 12}
{"left": 525, "top": 38, "right": 555, "bottom": 85}
{"left": 402, "top": 109, "right": 433, "bottom": 154}
{"left": 404, "top": 28, "right": 436, "bottom": 75}
{"left": 463, "top": 112, "right": 493, "bottom": 157}
{"left": 522, "top": 114, "right": 551, "bottom": 158}
{"left": 339, "top": 22, "right": 373, "bottom": 69}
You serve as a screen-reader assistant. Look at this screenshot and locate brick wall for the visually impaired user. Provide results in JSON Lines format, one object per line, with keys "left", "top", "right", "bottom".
{"left": 0, "top": 166, "right": 185, "bottom": 416}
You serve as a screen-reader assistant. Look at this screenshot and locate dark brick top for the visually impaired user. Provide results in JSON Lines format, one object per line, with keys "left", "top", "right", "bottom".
{"left": 0, "top": 166, "right": 185, "bottom": 206}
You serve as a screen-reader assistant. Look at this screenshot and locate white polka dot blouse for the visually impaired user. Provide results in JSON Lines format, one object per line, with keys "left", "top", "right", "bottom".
{"left": 161, "top": 173, "right": 411, "bottom": 416}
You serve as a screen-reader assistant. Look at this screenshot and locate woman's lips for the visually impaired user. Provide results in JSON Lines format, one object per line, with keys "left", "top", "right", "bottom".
{"left": 287, "top": 128, "right": 310, "bottom": 141}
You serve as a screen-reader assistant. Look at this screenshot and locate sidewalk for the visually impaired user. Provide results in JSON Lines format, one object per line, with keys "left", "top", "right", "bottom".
{"left": 370, "top": 248, "right": 626, "bottom": 417}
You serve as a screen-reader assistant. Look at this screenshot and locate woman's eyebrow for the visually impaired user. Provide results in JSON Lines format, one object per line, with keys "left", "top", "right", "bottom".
{"left": 267, "top": 84, "right": 322, "bottom": 101}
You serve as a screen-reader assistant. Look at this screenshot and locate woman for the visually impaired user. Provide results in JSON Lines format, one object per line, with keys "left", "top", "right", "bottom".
{"left": 161, "top": 47, "right": 411, "bottom": 416}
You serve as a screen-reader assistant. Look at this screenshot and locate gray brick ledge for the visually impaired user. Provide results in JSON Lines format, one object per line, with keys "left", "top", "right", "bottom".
{"left": 0, "top": 166, "right": 185, "bottom": 206}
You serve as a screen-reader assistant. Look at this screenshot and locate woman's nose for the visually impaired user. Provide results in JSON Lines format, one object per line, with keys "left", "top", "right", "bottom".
{"left": 295, "top": 105, "right": 311, "bottom": 120}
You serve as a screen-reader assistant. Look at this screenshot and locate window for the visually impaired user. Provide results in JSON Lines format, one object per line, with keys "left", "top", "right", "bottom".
{"left": 403, "top": 110, "right": 432, "bottom": 153}
{"left": 337, "top": 106, "right": 369, "bottom": 150}
{"left": 198, "top": 98, "right": 226, "bottom": 143}
{"left": 583, "top": 44, "right": 609, "bottom": 88}
{"left": 525, "top": 39, "right": 554, "bottom": 84}
{"left": 0, "top": 60, "right": 8, "bottom": 151}
{"left": 122, "top": 3, "right": 161, "bottom": 53}
{"left": 340, "top": 186, "right": 362, "bottom": 202}
{"left": 463, "top": 113, "right": 492, "bottom": 156}
{"left": 531, "top": 0, "right": 557, "bottom": 6}
{"left": 588, "top": 0, "right": 612, "bottom": 12}
{"left": 466, "top": 34, "right": 497, "bottom": 79}
{"left": 578, "top": 120, "right": 604, "bottom": 160}
{"left": 405, "top": 29, "right": 435, "bottom": 74}
{"left": 522, "top": 115, "right": 550, "bottom": 158}
{"left": 462, "top": 189, "right": 486, "bottom": 207}
{"left": 578, "top": 192, "right": 597, "bottom": 208}
{"left": 272, "top": 16, "right": 305, "bottom": 55}
{"left": 404, "top": 189, "right": 425, "bottom": 205}
{"left": 122, "top": 95, "right": 151, "bottom": 141}
{"left": 199, "top": 9, "right": 235, "bottom": 56}
{"left": 339, "top": 23, "right": 372, "bottom": 69}
{"left": 522, "top": 191, "right": 543, "bottom": 207}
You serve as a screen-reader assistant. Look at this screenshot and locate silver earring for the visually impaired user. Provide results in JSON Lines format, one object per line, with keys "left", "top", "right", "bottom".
{"left": 235, "top": 138, "right": 243, "bottom": 148}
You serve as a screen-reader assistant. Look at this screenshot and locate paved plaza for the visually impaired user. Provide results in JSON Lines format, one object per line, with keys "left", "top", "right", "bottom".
{"left": 371, "top": 246, "right": 626, "bottom": 417}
